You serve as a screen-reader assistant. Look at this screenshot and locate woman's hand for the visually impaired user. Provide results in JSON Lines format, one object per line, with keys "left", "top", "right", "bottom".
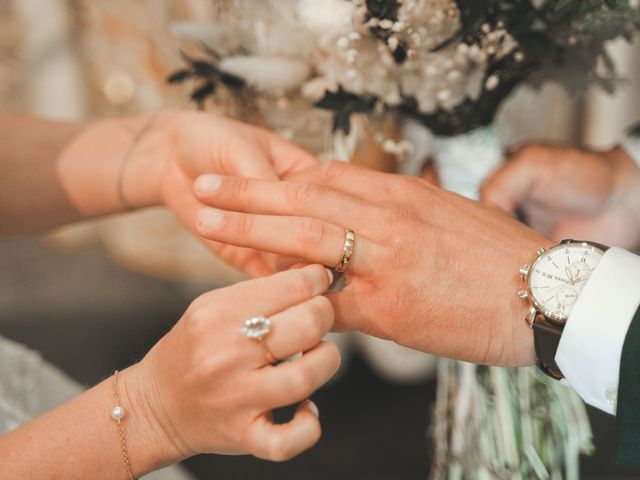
{"left": 190, "top": 162, "right": 553, "bottom": 367}
{"left": 124, "top": 264, "right": 338, "bottom": 468}
{"left": 124, "top": 110, "right": 318, "bottom": 276}
{"left": 481, "top": 144, "right": 640, "bottom": 249}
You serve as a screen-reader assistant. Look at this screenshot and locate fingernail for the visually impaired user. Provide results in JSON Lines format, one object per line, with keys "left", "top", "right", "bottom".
{"left": 325, "top": 268, "right": 334, "bottom": 286}
{"left": 196, "top": 174, "right": 221, "bottom": 194}
{"left": 307, "top": 400, "right": 320, "bottom": 418}
{"left": 198, "top": 208, "right": 224, "bottom": 229}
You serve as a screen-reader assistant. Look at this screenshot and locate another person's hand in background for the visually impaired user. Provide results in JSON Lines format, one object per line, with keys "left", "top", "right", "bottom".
{"left": 481, "top": 144, "right": 640, "bottom": 249}
{"left": 0, "top": 265, "right": 339, "bottom": 478}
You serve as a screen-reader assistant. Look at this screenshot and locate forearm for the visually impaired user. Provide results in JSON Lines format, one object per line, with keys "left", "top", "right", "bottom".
{"left": 0, "top": 366, "right": 178, "bottom": 479}
{"left": 0, "top": 113, "right": 167, "bottom": 236}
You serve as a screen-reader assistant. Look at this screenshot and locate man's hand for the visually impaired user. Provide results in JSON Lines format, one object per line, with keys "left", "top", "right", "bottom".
{"left": 191, "top": 162, "right": 555, "bottom": 367}
{"left": 481, "top": 144, "right": 640, "bottom": 249}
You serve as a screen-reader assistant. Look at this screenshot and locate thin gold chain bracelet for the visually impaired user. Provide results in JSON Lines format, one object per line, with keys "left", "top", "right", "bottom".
{"left": 111, "top": 370, "right": 136, "bottom": 480}
{"left": 116, "top": 113, "right": 160, "bottom": 211}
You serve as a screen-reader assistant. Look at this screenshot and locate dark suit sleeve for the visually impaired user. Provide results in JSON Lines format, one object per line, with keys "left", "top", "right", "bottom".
{"left": 616, "top": 306, "right": 640, "bottom": 466}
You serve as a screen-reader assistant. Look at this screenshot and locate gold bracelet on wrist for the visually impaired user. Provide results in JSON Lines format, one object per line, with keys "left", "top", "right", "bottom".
{"left": 111, "top": 370, "right": 136, "bottom": 480}
{"left": 116, "top": 114, "right": 160, "bottom": 211}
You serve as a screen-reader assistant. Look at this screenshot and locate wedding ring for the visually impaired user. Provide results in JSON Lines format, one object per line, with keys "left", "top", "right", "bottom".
{"left": 335, "top": 228, "right": 356, "bottom": 273}
{"left": 241, "top": 316, "right": 277, "bottom": 364}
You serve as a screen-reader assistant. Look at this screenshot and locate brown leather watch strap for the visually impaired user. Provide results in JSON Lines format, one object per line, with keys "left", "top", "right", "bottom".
{"left": 532, "top": 314, "right": 564, "bottom": 380}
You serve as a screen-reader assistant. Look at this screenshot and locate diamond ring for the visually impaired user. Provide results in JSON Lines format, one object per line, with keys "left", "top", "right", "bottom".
{"left": 241, "top": 316, "right": 277, "bottom": 364}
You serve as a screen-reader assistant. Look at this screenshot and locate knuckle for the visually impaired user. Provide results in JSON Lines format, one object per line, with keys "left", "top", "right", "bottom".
{"left": 323, "top": 341, "right": 342, "bottom": 370}
{"left": 230, "top": 176, "right": 251, "bottom": 198}
{"left": 268, "top": 436, "right": 296, "bottom": 462}
{"left": 320, "top": 160, "right": 346, "bottom": 184}
{"left": 184, "top": 302, "right": 211, "bottom": 336}
{"left": 296, "top": 218, "right": 327, "bottom": 250}
{"left": 385, "top": 205, "right": 419, "bottom": 228}
{"left": 287, "top": 182, "right": 319, "bottom": 210}
{"left": 287, "top": 365, "right": 316, "bottom": 397}
{"left": 290, "top": 272, "right": 317, "bottom": 301}
{"left": 303, "top": 308, "right": 328, "bottom": 343}
{"left": 235, "top": 214, "right": 254, "bottom": 238}
{"left": 511, "top": 144, "right": 541, "bottom": 161}
{"left": 308, "top": 296, "right": 334, "bottom": 332}
{"left": 403, "top": 176, "right": 427, "bottom": 190}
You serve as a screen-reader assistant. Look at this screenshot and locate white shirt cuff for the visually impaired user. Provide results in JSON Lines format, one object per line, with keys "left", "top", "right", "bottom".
{"left": 556, "top": 247, "right": 640, "bottom": 414}
{"left": 621, "top": 134, "right": 640, "bottom": 168}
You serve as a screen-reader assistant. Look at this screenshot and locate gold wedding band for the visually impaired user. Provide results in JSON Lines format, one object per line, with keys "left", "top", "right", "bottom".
{"left": 335, "top": 228, "right": 356, "bottom": 273}
{"left": 260, "top": 341, "right": 277, "bottom": 365}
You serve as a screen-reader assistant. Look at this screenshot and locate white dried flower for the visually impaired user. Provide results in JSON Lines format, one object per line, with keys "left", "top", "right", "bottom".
{"left": 296, "top": 0, "right": 354, "bottom": 36}
{"left": 485, "top": 74, "right": 499, "bottom": 91}
{"left": 301, "top": 76, "right": 332, "bottom": 101}
{"left": 219, "top": 56, "right": 311, "bottom": 92}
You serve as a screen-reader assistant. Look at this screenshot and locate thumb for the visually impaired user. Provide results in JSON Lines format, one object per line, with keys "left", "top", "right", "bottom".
{"left": 228, "top": 140, "right": 280, "bottom": 180}
{"left": 247, "top": 401, "right": 321, "bottom": 462}
{"left": 265, "top": 130, "right": 319, "bottom": 177}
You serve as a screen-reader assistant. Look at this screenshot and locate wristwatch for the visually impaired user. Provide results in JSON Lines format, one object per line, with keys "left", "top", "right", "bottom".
{"left": 518, "top": 239, "right": 608, "bottom": 379}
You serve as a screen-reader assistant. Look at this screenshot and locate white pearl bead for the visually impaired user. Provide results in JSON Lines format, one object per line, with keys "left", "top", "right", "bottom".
{"left": 111, "top": 405, "right": 125, "bottom": 420}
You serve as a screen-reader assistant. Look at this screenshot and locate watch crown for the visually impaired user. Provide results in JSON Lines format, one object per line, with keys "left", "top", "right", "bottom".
{"left": 536, "top": 247, "right": 546, "bottom": 256}
{"left": 519, "top": 265, "right": 530, "bottom": 279}
{"left": 518, "top": 290, "right": 529, "bottom": 300}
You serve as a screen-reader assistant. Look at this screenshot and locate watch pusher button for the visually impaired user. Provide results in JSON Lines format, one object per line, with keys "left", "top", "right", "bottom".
{"left": 518, "top": 290, "right": 529, "bottom": 300}
{"left": 526, "top": 306, "right": 537, "bottom": 327}
{"left": 536, "top": 247, "right": 546, "bottom": 255}
{"left": 519, "top": 265, "right": 530, "bottom": 279}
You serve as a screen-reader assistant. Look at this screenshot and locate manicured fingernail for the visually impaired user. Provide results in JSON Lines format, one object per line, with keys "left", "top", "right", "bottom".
{"left": 325, "top": 268, "right": 334, "bottom": 286}
{"left": 198, "top": 208, "right": 223, "bottom": 229}
{"left": 307, "top": 400, "right": 319, "bottom": 418}
{"left": 196, "top": 174, "right": 221, "bottom": 194}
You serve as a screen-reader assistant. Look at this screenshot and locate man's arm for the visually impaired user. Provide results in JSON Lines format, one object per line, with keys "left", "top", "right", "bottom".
{"left": 617, "top": 304, "right": 640, "bottom": 466}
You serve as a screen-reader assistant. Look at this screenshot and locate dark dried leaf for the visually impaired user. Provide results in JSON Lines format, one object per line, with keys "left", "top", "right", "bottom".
{"left": 191, "top": 81, "right": 216, "bottom": 103}
{"left": 167, "top": 69, "right": 191, "bottom": 84}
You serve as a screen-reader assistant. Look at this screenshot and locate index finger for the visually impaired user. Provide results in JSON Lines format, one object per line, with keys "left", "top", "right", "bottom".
{"left": 200, "top": 264, "right": 334, "bottom": 319}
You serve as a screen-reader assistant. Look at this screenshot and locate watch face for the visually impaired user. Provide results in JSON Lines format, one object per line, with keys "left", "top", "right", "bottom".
{"left": 528, "top": 242, "right": 604, "bottom": 324}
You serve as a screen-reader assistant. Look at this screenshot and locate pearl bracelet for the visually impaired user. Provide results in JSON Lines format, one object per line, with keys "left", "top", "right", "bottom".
{"left": 111, "top": 370, "right": 135, "bottom": 480}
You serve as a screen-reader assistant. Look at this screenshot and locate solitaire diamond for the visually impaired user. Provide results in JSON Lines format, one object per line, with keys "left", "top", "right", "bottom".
{"left": 241, "top": 316, "right": 271, "bottom": 339}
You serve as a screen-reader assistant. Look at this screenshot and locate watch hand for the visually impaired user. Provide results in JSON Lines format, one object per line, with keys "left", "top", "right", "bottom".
{"left": 573, "top": 275, "right": 590, "bottom": 284}
{"left": 565, "top": 266, "right": 576, "bottom": 284}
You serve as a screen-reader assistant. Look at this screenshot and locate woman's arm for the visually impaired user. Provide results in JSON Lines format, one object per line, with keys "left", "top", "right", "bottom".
{"left": 0, "top": 110, "right": 317, "bottom": 236}
{"left": 0, "top": 113, "right": 158, "bottom": 235}
{"left": 0, "top": 265, "right": 338, "bottom": 478}
{"left": 0, "top": 110, "right": 317, "bottom": 275}
{"left": 0, "top": 366, "right": 172, "bottom": 479}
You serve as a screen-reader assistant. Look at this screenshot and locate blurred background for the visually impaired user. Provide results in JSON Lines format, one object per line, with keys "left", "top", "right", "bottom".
{"left": 1, "top": 1, "right": 640, "bottom": 479}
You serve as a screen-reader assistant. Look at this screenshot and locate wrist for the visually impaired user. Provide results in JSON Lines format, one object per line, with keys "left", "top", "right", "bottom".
{"left": 116, "top": 363, "right": 189, "bottom": 476}
{"left": 120, "top": 111, "right": 183, "bottom": 209}
{"left": 503, "top": 233, "right": 556, "bottom": 367}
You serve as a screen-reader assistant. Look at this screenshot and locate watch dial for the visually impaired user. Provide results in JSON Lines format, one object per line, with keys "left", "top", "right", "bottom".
{"left": 528, "top": 243, "right": 604, "bottom": 322}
